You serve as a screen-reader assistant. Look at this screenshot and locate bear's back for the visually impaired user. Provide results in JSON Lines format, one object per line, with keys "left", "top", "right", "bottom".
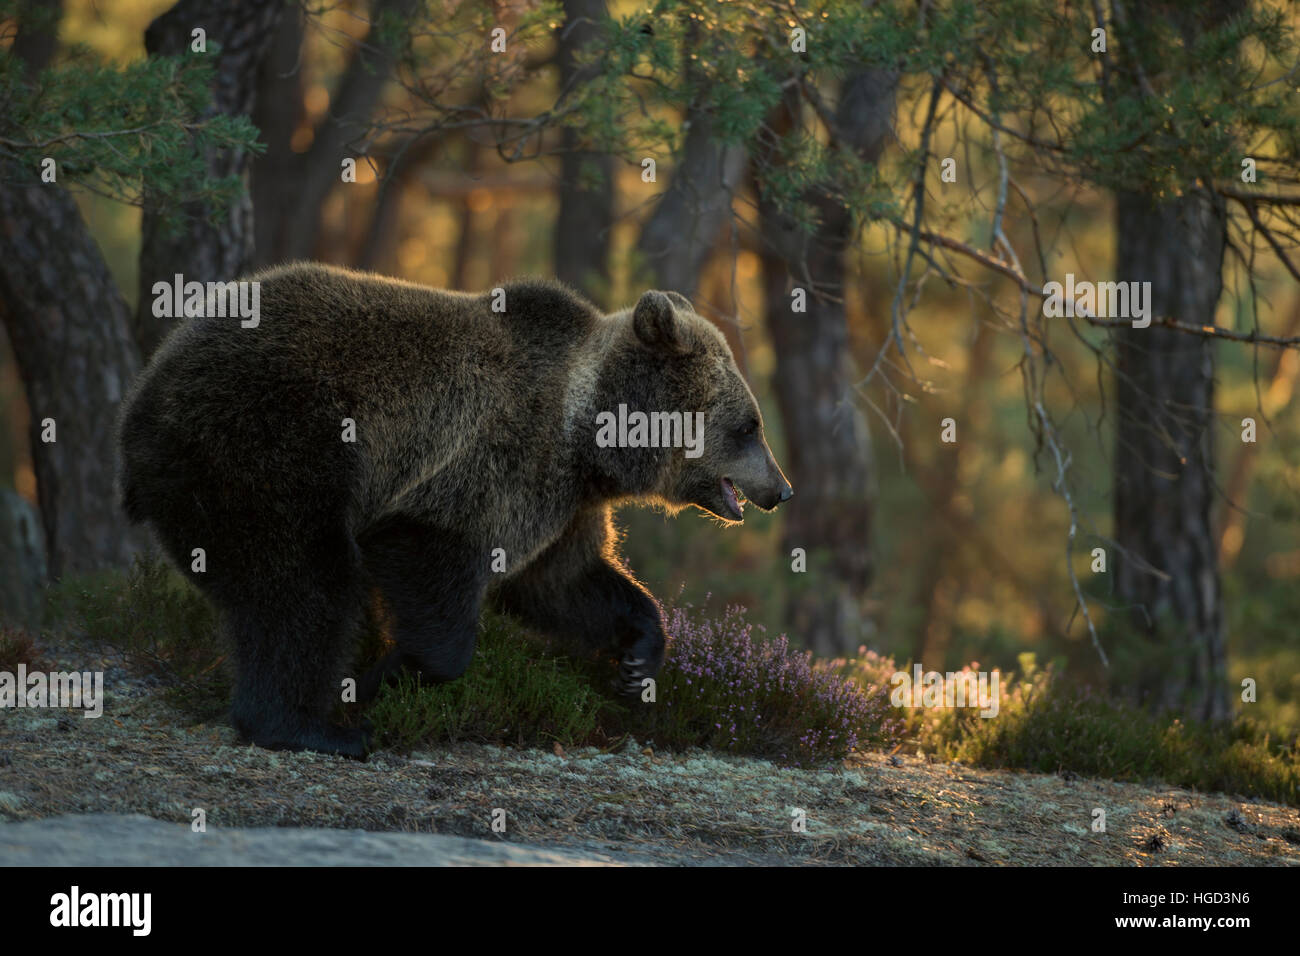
{"left": 119, "top": 263, "right": 602, "bottom": 532}
{"left": 237, "top": 264, "right": 599, "bottom": 391}
{"left": 136, "top": 262, "right": 599, "bottom": 416}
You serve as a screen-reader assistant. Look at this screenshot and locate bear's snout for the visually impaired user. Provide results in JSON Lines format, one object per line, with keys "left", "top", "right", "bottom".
{"left": 750, "top": 476, "right": 793, "bottom": 512}
{"left": 730, "top": 441, "right": 792, "bottom": 514}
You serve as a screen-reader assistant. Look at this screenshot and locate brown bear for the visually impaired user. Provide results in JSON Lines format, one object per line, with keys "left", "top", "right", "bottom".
{"left": 117, "top": 263, "right": 792, "bottom": 757}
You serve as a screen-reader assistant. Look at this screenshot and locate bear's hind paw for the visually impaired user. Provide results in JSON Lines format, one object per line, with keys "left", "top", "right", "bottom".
{"left": 252, "top": 722, "right": 372, "bottom": 761}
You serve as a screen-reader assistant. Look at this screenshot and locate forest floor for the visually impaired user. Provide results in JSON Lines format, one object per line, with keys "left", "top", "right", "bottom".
{"left": 2, "top": 647, "right": 1299, "bottom": 866}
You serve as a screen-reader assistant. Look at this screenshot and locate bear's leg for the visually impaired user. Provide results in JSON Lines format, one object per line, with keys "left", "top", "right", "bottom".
{"left": 225, "top": 528, "right": 370, "bottom": 759}
{"left": 227, "top": 609, "right": 370, "bottom": 758}
{"left": 492, "top": 507, "right": 665, "bottom": 696}
{"left": 355, "top": 515, "right": 489, "bottom": 702}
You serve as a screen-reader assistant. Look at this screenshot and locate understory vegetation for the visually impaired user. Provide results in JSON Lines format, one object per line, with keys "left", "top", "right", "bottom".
{"left": 847, "top": 655, "right": 1300, "bottom": 806}
{"left": 21, "top": 553, "right": 1299, "bottom": 799}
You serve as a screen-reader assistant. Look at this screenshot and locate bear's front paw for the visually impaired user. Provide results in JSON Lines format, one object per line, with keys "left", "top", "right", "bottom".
{"left": 614, "top": 652, "right": 655, "bottom": 698}
{"left": 613, "top": 614, "right": 664, "bottom": 698}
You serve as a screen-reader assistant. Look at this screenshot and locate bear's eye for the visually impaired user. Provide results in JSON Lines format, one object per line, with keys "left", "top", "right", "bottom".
{"left": 736, "top": 420, "right": 758, "bottom": 439}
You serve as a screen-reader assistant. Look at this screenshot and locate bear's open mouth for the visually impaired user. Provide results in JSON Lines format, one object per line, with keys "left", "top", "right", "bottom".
{"left": 720, "top": 477, "right": 744, "bottom": 520}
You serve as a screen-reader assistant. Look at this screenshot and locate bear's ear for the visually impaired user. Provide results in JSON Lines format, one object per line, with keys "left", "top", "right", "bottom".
{"left": 632, "top": 290, "right": 687, "bottom": 353}
{"left": 664, "top": 290, "right": 694, "bottom": 312}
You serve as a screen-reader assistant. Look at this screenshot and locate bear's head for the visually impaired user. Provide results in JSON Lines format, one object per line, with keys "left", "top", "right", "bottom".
{"left": 589, "top": 290, "right": 792, "bottom": 523}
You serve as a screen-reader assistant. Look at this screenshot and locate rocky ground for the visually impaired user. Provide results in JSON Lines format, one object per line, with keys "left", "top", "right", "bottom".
{"left": 2, "top": 652, "right": 1298, "bottom": 866}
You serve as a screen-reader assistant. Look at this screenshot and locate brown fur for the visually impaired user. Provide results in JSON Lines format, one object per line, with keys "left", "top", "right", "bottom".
{"left": 117, "top": 263, "right": 791, "bottom": 757}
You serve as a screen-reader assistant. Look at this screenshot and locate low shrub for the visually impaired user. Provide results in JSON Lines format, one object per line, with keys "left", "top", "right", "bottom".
{"left": 0, "top": 624, "right": 44, "bottom": 671}
{"left": 841, "top": 652, "right": 1300, "bottom": 805}
{"left": 368, "top": 611, "right": 607, "bottom": 751}
{"left": 46, "top": 553, "right": 229, "bottom": 719}
{"left": 617, "top": 600, "right": 900, "bottom": 766}
{"left": 36, "top": 561, "right": 921, "bottom": 767}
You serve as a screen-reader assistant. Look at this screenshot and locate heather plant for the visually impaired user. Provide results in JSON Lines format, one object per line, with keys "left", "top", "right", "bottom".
{"left": 372, "top": 599, "right": 901, "bottom": 764}
{"left": 626, "top": 600, "right": 901, "bottom": 766}
{"left": 0, "top": 625, "right": 44, "bottom": 671}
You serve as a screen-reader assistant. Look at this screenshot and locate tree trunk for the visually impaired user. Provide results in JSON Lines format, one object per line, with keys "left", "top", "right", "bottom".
{"left": 0, "top": 180, "right": 144, "bottom": 576}
{"left": 0, "top": 0, "right": 143, "bottom": 577}
{"left": 1113, "top": 187, "right": 1228, "bottom": 721}
{"left": 758, "top": 71, "right": 894, "bottom": 657}
{"left": 135, "top": 0, "right": 285, "bottom": 358}
{"left": 1216, "top": 295, "right": 1300, "bottom": 569}
{"left": 636, "top": 114, "right": 746, "bottom": 297}
{"left": 451, "top": 142, "right": 484, "bottom": 290}
{"left": 356, "top": 134, "right": 443, "bottom": 271}
{"left": 634, "top": 24, "right": 747, "bottom": 298}
{"left": 909, "top": 319, "right": 993, "bottom": 664}
{"left": 11, "top": 0, "right": 62, "bottom": 78}
{"left": 553, "top": 0, "right": 614, "bottom": 304}
{"left": 256, "top": 0, "right": 416, "bottom": 268}
{"left": 250, "top": 6, "right": 305, "bottom": 269}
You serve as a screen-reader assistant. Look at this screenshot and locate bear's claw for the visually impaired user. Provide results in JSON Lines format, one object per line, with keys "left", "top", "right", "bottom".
{"left": 615, "top": 654, "right": 650, "bottom": 697}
